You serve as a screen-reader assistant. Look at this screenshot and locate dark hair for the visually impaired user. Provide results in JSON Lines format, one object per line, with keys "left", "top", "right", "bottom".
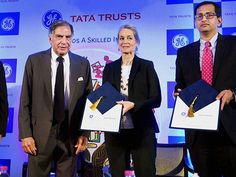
{"left": 194, "top": 1, "right": 221, "bottom": 17}
{"left": 49, "top": 20, "right": 74, "bottom": 35}
{"left": 117, "top": 24, "right": 140, "bottom": 45}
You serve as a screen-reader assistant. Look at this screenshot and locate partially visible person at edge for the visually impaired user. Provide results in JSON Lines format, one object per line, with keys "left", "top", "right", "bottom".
{"left": 102, "top": 24, "right": 162, "bottom": 177}
{"left": 0, "top": 61, "right": 8, "bottom": 142}
{"left": 174, "top": 1, "right": 236, "bottom": 177}
{"left": 18, "top": 20, "right": 92, "bottom": 177}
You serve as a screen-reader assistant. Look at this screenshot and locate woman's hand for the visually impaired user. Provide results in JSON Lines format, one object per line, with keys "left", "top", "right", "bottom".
{"left": 117, "top": 100, "right": 135, "bottom": 115}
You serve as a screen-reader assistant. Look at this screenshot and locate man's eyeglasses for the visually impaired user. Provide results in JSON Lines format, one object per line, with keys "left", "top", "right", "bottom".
{"left": 195, "top": 12, "right": 217, "bottom": 21}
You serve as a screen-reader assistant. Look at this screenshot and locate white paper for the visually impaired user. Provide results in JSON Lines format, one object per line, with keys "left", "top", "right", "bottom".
{"left": 170, "top": 96, "right": 220, "bottom": 130}
{"left": 81, "top": 99, "right": 123, "bottom": 132}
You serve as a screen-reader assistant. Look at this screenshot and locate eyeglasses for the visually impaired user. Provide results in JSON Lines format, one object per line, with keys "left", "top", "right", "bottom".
{"left": 195, "top": 12, "right": 217, "bottom": 21}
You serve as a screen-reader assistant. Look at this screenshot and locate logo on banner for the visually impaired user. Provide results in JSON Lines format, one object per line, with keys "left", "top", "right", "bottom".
{"left": 167, "top": 29, "right": 193, "bottom": 55}
{"left": 42, "top": 9, "right": 63, "bottom": 29}
{"left": 7, "top": 108, "right": 14, "bottom": 133}
{"left": 0, "top": 159, "right": 11, "bottom": 176}
{"left": 167, "top": 81, "right": 176, "bottom": 108}
{"left": 222, "top": 27, "right": 236, "bottom": 35}
{"left": 0, "top": 12, "right": 20, "bottom": 35}
{"left": 1, "top": 17, "right": 15, "bottom": 31}
{"left": 91, "top": 55, "right": 113, "bottom": 79}
{"left": 172, "top": 34, "right": 189, "bottom": 49}
{"left": 0, "top": 59, "right": 17, "bottom": 83}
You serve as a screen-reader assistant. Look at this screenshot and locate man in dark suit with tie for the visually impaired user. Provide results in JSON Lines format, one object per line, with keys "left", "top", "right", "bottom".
{"left": 18, "top": 20, "right": 92, "bottom": 177}
{"left": 0, "top": 61, "right": 8, "bottom": 142}
{"left": 174, "top": 1, "right": 236, "bottom": 177}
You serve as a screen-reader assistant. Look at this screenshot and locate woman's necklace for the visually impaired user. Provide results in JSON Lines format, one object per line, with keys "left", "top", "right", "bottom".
{"left": 120, "top": 64, "right": 131, "bottom": 91}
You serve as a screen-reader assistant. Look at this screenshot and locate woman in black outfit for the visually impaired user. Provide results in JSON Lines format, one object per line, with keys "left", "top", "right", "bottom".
{"left": 102, "top": 24, "right": 162, "bottom": 177}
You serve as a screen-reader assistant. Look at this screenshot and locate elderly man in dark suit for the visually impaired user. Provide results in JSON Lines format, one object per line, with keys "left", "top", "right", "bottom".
{"left": 18, "top": 20, "right": 92, "bottom": 177}
{"left": 174, "top": 1, "right": 236, "bottom": 177}
{"left": 0, "top": 61, "right": 8, "bottom": 142}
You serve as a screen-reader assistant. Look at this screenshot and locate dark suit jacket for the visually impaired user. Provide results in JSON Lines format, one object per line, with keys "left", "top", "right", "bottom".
{"left": 0, "top": 61, "right": 8, "bottom": 137}
{"left": 175, "top": 34, "right": 236, "bottom": 147}
{"left": 102, "top": 55, "right": 161, "bottom": 132}
{"left": 18, "top": 49, "right": 92, "bottom": 152}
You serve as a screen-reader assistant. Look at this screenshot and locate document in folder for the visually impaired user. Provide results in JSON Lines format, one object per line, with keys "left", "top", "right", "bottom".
{"left": 170, "top": 80, "right": 220, "bottom": 130}
{"left": 81, "top": 82, "right": 124, "bottom": 132}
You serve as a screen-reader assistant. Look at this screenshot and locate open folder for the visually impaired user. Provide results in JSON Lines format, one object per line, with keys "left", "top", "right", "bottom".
{"left": 170, "top": 80, "right": 220, "bottom": 130}
{"left": 81, "top": 82, "right": 124, "bottom": 132}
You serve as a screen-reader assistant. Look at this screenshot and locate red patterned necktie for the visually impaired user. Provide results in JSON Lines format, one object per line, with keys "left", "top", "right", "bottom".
{"left": 201, "top": 41, "right": 213, "bottom": 85}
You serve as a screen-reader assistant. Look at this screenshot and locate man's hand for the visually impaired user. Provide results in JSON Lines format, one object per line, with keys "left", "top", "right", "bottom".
{"left": 173, "top": 88, "right": 182, "bottom": 97}
{"left": 116, "top": 100, "right": 134, "bottom": 115}
{"left": 75, "top": 136, "right": 88, "bottom": 155}
{"left": 21, "top": 137, "right": 37, "bottom": 155}
{"left": 216, "top": 89, "right": 234, "bottom": 110}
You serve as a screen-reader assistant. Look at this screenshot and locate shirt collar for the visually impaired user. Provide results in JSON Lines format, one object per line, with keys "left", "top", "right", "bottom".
{"left": 51, "top": 48, "right": 70, "bottom": 64}
{"left": 200, "top": 33, "right": 218, "bottom": 49}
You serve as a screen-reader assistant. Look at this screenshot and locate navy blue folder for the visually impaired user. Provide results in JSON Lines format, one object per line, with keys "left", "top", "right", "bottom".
{"left": 179, "top": 80, "right": 218, "bottom": 112}
{"left": 87, "top": 82, "right": 124, "bottom": 114}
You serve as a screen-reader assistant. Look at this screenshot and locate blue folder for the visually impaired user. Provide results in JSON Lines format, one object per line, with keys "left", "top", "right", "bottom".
{"left": 179, "top": 80, "right": 218, "bottom": 112}
{"left": 87, "top": 82, "right": 124, "bottom": 114}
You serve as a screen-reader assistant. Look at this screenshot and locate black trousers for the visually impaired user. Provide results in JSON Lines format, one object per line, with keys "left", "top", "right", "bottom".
{"left": 105, "top": 128, "right": 157, "bottom": 177}
{"left": 189, "top": 125, "right": 236, "bottom": 177}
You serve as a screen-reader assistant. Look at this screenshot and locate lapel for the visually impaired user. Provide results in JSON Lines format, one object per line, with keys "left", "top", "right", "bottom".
{"left": 128, "top": 55, "right": 140, "bottom": 92}
{"left": 42, "top": 49, "right": 53, "bottom": 104}
{"left": 213, "top": 34, "right": 225, "bottom": 84}
{"left": 113, "top": 58, "right": 122, "bottom": 90}
{"left": 191, "top": 41, "right": 201, "bottom": 79}
{"left": 69, "top": 52, "right": 83, "bottom": 113}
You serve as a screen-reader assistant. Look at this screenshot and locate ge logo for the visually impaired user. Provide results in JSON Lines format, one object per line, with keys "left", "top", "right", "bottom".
{"left": 3, "top": 63, "right": 12, "bottom": 78}
{"left": 172, "top": 34, "right": 189, "bottom": 49}
{"left": 1, "top": 17, "right": 15, "bottom": 31}
{"left": 42, "top": 9, "right": 62, "bottom": 29}
{"left": 181, "top": 112, "right": 186, "bottom": 116}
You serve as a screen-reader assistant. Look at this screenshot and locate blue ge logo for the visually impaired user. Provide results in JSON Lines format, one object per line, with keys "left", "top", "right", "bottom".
{"left": 4, "top": 63, "right": 12, "bottom": 79}
{"left": 42, "top": 9, "right": 63, "bottom": 29}
{"left": 167, "top": 29, "right": 193, "bottom": 55}
{"left": 172, "top": 34, "right": 189, "bottom": 49}
{"left": 0, "top": 59, "right": 17, "bottom": 83}
{"left": 0, "top": 12, "right": 20, "bottom": 35}
{"left": 1, "top": 17, "right": 15, "bottom": 31}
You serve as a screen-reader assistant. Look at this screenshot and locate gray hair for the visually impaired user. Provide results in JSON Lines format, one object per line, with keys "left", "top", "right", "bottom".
{"left": 49, "top": 20, "right": 74, "bottom": 35}
{"left": 117, "top": 24, "right": 140, "bottom": 45}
